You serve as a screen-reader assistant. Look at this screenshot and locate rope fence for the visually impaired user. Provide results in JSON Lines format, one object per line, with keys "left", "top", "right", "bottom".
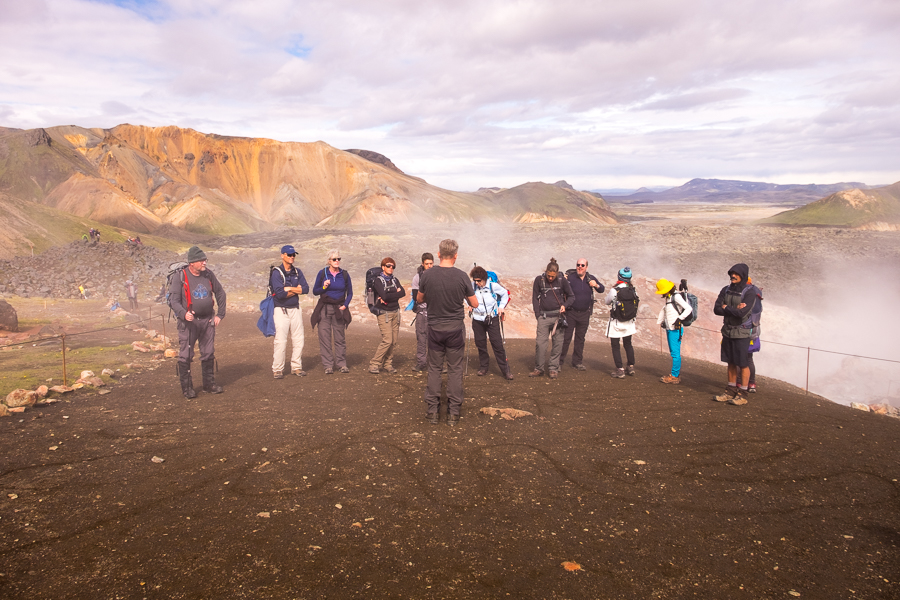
{"left": 0, "top": 305, "right": 173, "bottom": 387}
{"left": 633, "top": 316, "right": 900, "bottom": 397}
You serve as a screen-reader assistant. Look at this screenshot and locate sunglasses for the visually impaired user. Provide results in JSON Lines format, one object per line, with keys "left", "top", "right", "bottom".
{"left": 473, "top": 279, "right": 483, "bottom": 283}
{"left": 285, "top": 253, "right": 296, "bottom": 257}
{"left": 577, "top": 263, "right": 586, "bottom": 267}
{"left": 384, "top": 264, "right": 395, "bottom": 269}
{"left": 331, "top": 257, "right": 341, "bottom": 261}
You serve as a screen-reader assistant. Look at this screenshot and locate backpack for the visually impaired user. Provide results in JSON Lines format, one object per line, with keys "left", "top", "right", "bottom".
{"left": 165, "top": 262, "right": 189, "bottom": 316}
{"left": 610, "top": 283, "right": 639, "bottom": 321}
{"left": 268, "top": 265, "right": 287, "bottom": 296}
{"left": 365, "top": 267, "right": 397, "bottom": 315}
{"left": 676, "top": 291, "right": 700, "bottom": 327}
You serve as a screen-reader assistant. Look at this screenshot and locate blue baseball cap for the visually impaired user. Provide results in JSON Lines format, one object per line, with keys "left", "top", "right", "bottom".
{"left": 281, "top": 245, "right": 296, "bottom": 255}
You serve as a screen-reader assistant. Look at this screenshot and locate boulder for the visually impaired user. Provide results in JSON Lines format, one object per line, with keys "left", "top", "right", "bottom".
{"left": 80, "top": 370, "right": 95, "bottom": 379}
{"left": 0, "top": 299, "right": 17, "bottom": 332}
{"left": 49, "top": 385, "right": 75, "bottom": 393}
{"left": 132, "top": 341, "right": 151, "bottom": 353}
{"left": 5, "top": 389, "right": 37, "bottom": 408}
{"left": 35, "top": 385, "right": 49, "bottom": 398}
{"left": 76, "top": 376, "right": 105, "bottom": 387}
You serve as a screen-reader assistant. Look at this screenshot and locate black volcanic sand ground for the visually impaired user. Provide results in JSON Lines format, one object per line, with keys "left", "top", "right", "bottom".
{"left": 2, "top": 313, "right": 899, "bottom": 599}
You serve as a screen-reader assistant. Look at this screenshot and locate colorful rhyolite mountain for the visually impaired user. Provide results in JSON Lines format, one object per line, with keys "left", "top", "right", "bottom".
{"left": 759, "top": 182, "right": 900, "bottom": 230}
{"left": 0, "top": 124, "right": 621, "bottom": 240}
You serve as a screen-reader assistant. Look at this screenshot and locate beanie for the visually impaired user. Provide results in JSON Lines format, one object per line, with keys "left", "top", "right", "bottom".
{"left": 187, "top": 246, "right": 207, "bottom": 263}
{"left": 618, "top": 267, "right": 632, "bottom": 281}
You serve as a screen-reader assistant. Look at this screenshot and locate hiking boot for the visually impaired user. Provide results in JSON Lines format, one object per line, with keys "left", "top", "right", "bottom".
{"left": 273, "top": 371, "right": 284, "bottom": 380}
{"left": 340, "top": 366, "right": 350, "bottom": 374}
{"left": 626, "top": 365, "right": 635, "bottom": 376}
{"left": 426, "top": 411, "right": 440, "bottom": 425}
{"left": 411, "top": 364, "right": 425, "bottom": 372}
{"left": 201, "top": 359, "right": 223, "bottom": 394}
{"left": 291, "top": 370, "right": 307, "bottom": 377}
{"left": 178, "top": 362, "right": 197, "bottom": 399}
{"left": 549, "top": 370, "right": 558, "bottom": 380}
{"left": 611, "top": 368, "right": 625, "bottom": 379}
{"left": 574, "top": 364, "right": 587, "bottom": 371}
{"left": 369, "top": 367, "right": 380, "bottom": 375}
{"left": 324, "top": 368, "right": 333, "bottom": 375}
{"left": 528, "top": 369, "right": 544, "bottom": 378}
{"left": 748, "top": 382, "right": 757, "bottom": 393}
{"left": 714, "top": 386, "right": 738, "bottom": 402}
{"left": 447, "top": 413, "right": 460, "bottom": 426}
{"left": 728, "top": 389, "right": 749, "bottom": 406}
{"left": 385, "top": 367, "right": 398, "bottom": 374}
{"left": 503, "top": 371, "right": 514, "bottom": 381}
{"left": 476, "top": 369, "right": 487, "bottom": 376}
{"left": 660, "top": 375, "right": 680, "bottom": 384}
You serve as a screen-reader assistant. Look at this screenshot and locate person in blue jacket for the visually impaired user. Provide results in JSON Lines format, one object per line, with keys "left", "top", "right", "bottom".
{"left": 469, "top": 266, "right": 513, "bottom": 380}
{"left": 312, "top": 249, "right": 353, "bottom": 374}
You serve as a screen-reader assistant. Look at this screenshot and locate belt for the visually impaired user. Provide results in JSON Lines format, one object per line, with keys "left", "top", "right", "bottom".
{"left": 539, "top": 311, "right": 560, "bottom": 318}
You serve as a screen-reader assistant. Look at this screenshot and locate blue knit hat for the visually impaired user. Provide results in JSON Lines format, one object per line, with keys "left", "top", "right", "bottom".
{"left": 618, "top": 267, "right": 632, "bottom": 281}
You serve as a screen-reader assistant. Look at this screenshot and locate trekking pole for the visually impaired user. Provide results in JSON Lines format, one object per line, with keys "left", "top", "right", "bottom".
{"left": 464, "top": 323, "right": 470, "bottom": 377}
{"left": 61, "top": 332, "right": 68, "bottom": 387}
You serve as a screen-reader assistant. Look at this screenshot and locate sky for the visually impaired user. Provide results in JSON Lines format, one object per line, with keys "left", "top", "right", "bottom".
{"left": 1, "top": 0, "right": 898, "bottom": 192}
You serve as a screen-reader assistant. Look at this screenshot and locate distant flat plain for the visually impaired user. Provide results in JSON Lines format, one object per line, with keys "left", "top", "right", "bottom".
{"left": 609, "top": 202, "right": 793, "bottom": 226}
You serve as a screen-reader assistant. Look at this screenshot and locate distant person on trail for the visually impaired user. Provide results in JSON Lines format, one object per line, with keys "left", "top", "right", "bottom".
{"left": 530, "top": 258, "right": 574, "bottom": 380}
{"left": 417, "top": 239, "right": 478, "bottom": 425}
{"left": 271, "top": 245, "right": 309, "bottom": 379}
{"left": 79, "top": 285, "right": 87, "bottom": 299}
{"left": 311, "top": 249, "right": 352, "bottom": 374}
{"left": 561, "top": 258, "right": 604, "bottom": 370}
{"left": 656, "top": 278, "right": 692, "bottom": 384}
{"left": 605, "top": 267, "right": 638, "bottom": 378}
{"left": 368, "top": 257, "right": 406, "bottom": 374}
{"left": 469, "top": 266, "right": 513, "bottom": 380}
{"left": 155, "top": 283, "right": 166, "bottom": 303}
{"left": 713, "top": 264, "right": 760, "bottom": 405}
{"left": 125, "top": 280, "right": 138, "bottom": 311}
{"left": 410, "top": 253, "right": 434, "bottom": 372}
{"left": 169, "top": 246, "right": 227, "bottom": 399}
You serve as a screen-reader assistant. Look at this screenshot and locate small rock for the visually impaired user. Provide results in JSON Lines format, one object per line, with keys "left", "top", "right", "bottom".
{"left": 49, "top": 446, "right": 58, "bottom": 451}
{"left": 132, "top": 341, "right": 151, "bottom": 353}
{"left": 101, "top": 368, "right": 115, "bottom": 377}
{"left": 76, "top": 376, "right": 105, "bottom": 387}
{"left": 151, "top": 456, "right": 165, "bottom": 463}
{"left": 80, "top": 370, "right": 95, "bottom": 379}
{"left": 850, "top": 402, "right": 870, "bottom": 412}
{"left": 35, "top": 385, "right": 49, "bottom": 398}
{"left": 98, "top": 389, "right": 111, "bottom": 395}
{"left": 0, "top": 404, "right": 9, "bottom": 417}
{"left": 7, "top": 493, "right": 17, "bottom": 499}
{"left": 8, "top": 407, "right": 26, "bottom": 413}
{"left": 335, "top": 503, "right": 342, "bottom": 509}
{"left": 49, "top": 385, "right": 75, "bottom": 393}
{"left": 164, "top": 349, "right": 178, "bottom": 358}
{"left": 257, "top": 512, "right": 270, "bottom": 518}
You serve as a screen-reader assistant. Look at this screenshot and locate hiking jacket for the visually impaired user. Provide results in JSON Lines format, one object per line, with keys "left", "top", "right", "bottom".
{"left": 532, "top": 274, "right": 574, "bottom": 317}
{"left": 605, "top": 282, "right": 637, "bottom": 338}
{"left": 373, "top": 274, "right": 406, "bottom": 312}
{"left": 313, "top": 268, "right": 353, "bottom": 308}
{"left": 657, "top": 292, "right": 691, "bottom": 331}
{"left": 411, "top": 267, "right": 427, "bottom": 312}
{"left": 713, "top": 263, "right": 758, "bottom": 339}
{"left": 472, "top": 281, "right": 509, "bottom": 322}
{"left": 565, "top": 270, "right": 605, "bottom": 312}
{"left": 271, "top": 265, "right": 309, "bottom": 309}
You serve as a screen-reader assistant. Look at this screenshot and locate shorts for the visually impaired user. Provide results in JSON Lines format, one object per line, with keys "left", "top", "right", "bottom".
{"left": 721, "top": 336, "right": 751, "bottom": 368}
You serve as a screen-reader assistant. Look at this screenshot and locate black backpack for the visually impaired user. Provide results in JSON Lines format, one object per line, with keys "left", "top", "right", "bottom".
{"left": 610, "top": 284, "right": 639, "bottom": 321}
{"left": 676, "top": 291, "right": 700, "bottom": 327}
{"left": 365, "top": 267, "right": 397, "bottom": 315}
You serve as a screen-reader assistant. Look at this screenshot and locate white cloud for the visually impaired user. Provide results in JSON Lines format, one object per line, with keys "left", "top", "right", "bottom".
{"left": 0, "top": 0, "right": 898, "bottom": 190}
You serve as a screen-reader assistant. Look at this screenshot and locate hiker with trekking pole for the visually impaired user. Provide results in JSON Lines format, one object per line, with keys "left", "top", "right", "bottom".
{"left": 529, "top": 258, "right": 574, "bottom": 380}
{"left": 469, "top": 266, "right": 513, "bottom": 380}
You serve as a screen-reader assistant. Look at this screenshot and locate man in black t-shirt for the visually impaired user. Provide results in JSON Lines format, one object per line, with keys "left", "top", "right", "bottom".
{"left": 416, "top": 239, "right": 478, "bottom": 425}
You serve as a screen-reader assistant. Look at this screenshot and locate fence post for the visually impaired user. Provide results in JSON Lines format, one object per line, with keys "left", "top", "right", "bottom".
{"left": 806, "top": 347, "right": 810, "bottom": 395}
{"left": 61, "top": 332, "right": 68, "bottom": 387}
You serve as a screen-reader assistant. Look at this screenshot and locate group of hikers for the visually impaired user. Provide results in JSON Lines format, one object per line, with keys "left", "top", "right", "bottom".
{"left": 166, "top": 240, "right": 763, "bottom": 420}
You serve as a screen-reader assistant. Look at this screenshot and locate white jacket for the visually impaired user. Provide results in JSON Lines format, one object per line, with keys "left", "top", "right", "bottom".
{"left": 472, "top": 281, "right": 509, "bottom": 322}
{"left": 657, "top": 292, "right": 692, "bottom": 331}
{"left": 605, "top": 283, "right": 637, "bottom": 338}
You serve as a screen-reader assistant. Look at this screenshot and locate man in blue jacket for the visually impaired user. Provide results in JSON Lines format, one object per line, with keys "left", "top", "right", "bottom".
{"left": 271, "top": 245, "right": 309, "bottom": 379}
{"left": 561, "top": 258, "right": 604, "bottom": 370}
{"left": 713, "top": 263, "right": 759, "bottom": 405}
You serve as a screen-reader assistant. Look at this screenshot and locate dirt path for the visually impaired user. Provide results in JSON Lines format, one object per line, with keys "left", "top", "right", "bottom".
{"left": 2, "top": 313, "right": 899, "bottom": 599}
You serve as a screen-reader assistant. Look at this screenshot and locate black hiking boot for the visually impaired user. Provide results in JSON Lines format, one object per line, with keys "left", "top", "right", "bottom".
{"left": 178, "top": 361, "right": 197, "bottom": 399}
{"left": 201, "top": 358, "right": 223, "bottom": 394}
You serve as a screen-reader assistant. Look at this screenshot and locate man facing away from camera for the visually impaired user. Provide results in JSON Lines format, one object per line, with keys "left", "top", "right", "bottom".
{"left": 416, "top": 239, "right": 478, "bottom": 426}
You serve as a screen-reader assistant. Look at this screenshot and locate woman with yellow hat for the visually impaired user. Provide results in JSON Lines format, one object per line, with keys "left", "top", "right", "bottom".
{"left": 655, "top": 278, "right": 692, "bottom": 384}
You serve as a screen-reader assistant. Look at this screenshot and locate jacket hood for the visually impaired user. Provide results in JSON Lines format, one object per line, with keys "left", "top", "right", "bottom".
{"left": 727, "top": 263, "right": 749, "bottom": 284}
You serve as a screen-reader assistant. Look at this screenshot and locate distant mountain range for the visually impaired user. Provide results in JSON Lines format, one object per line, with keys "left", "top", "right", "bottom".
{"left": 0, "top": 124, "right": 621, "bottom": 255}
{"left": 604, "top": 178, "right": 869, "bottom": 204}
{"left": 759, "top": 182, "right": 900, "bottom": 230}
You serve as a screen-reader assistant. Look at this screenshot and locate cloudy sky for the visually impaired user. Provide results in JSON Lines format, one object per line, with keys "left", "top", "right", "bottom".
{"left": 1, "top": 0, "right": 898, "bottom": 192}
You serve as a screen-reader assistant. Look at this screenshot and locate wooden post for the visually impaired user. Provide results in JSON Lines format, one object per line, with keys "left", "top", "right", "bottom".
{"left": 806, "top": 347, "right": 810, "bottom": 395}
{"left": 61, "top": 333, "right": 68, "bottom": 386}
